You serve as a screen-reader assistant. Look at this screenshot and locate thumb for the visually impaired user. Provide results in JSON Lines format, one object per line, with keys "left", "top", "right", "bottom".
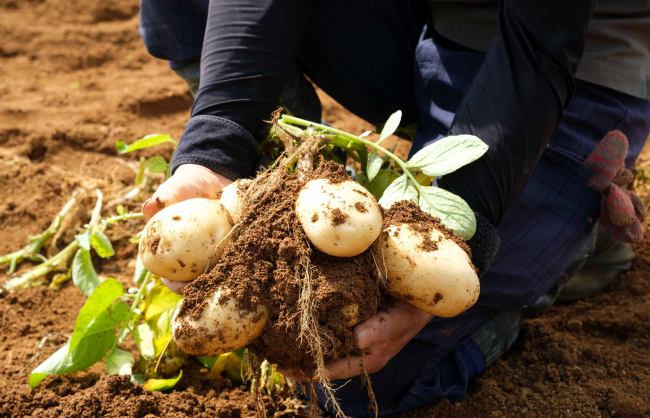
{"left": 141, "top": 164, "right": 233, "bottom": 220}
{"left": 142, "top": 175, "right": 186, "bottom": 220}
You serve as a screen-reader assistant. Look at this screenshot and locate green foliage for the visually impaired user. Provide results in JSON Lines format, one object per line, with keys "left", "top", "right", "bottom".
{"left": 116, "top": 134, "right": 177, "bottom": 154}
{"left": 378, "top": 110, "right": 402, "bottom": 144}
{"left": 143, "top": 370, "right": 183, "bottom": 391}
{"left": 405, "top": 135, "right": 488, "bottom": 177}
{"left": 90, "top": 230, "right": 115, "bottom": 258}
{"left": 279, "top": 112, "right": 488, "bottom": 240}
{"left": 71, "top": 248, "right": 100, "bottom": 297}
{"left": 366, "top": 151, "right": 383, "bottom": 182}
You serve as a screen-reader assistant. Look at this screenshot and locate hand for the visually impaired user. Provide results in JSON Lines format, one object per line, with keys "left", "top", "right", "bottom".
{"left": 143, "top": 164, "right": 233, "bottom": 294}
{"left": 283, "top": 298, "right": 433, "bottom": 381}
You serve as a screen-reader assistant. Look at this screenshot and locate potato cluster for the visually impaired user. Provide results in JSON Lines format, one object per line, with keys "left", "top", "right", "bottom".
{"left": 139, "top": 178, "right": 480, "bottom": 356}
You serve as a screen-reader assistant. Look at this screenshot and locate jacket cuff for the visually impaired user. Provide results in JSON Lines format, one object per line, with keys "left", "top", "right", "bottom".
{"left": 467, "top": 212, "right": 500, "bottom": 277}
{"left": 171, "top": 115, "right": 259, "bottom": 181}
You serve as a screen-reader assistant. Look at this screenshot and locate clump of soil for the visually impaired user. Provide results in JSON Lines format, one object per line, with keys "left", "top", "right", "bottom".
{"left": 381, "top": 200, "right": 471, "bottom": 257}
{"left": 177, "top": 161, "right": 382, "bottom": 375}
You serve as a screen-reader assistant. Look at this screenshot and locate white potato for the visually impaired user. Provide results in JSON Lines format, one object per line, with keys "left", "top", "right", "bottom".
{"left": 340, "top": 303, "right": 360, "bottom": 327}
{"left": 296, "top": 179, "right": 382, "bottom": 257}
{"left": 172, "top": 287, "right": 269, "bottom": 355}
{"left": 382, "top": 224, "right": 479, "bottom": 317}
{"left": 218, "top": 179, "right": 251, "bottom": 224}
{"left": 139, "top": 198, "right": 234, "bottom": 282}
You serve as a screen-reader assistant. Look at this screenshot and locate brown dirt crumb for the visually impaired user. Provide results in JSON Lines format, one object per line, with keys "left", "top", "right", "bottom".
{"left": 331, "top": 208, "right": 349, "bottom": 226}
{"left": 215, "top": 189, "right": 223, "bottom": 200}
{"left": 311, "top": 212, "right": 319, "bottom": 222}
{"left": 355, "top": 202, "right": 368, "bottom": 213}
{"left": 155, "top": 196, "right": 165, "bottom": 209}
{"left": 172, "top": 215, "right": 181, "bottom": 221}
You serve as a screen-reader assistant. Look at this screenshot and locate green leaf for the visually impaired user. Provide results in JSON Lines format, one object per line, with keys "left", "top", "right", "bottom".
{"left": 30, "top": 333, "right": 115, "bottom": 388}
{"left": 136, "top": 156, "right": 146, "bottom": 184}
{"left": 143, "top": 370, "right": 182, "bottom": 391}
{"left": 131, "top": 323, "right": 155, "bottom": 360}
{"left": 196, "top": 355, "right": 219, "bottom": 370}
{"left": 105, "top": 348, "right": 134, "bottom": 375}
{"left": 366, "top": 170, "right": 398, "bottom": 201}
{"left": 90, "top": 230, "right": 115, "bottom": 258}
{"left": 405, "top": 135, "right": 488, "bottom": 177}
{"left": 378, "top": 110, "right": 402, "bottom": 144}
{"left": 366, "top": 151, "right": 383, "bottom": 182}
{"left": 72, "top": 249, "right": 100, "bottom": 297}
{"left": 116, "top": 134, "right": 176, "bottom": 154}
{"left": 69, "top": 278, "right": 124, "bottom": 354}
{"left": 418, "top": 186, "right": 477, "bottom": 240}
{"left": 133, "top": 257, "right": 148, "bottom": 285}
{"left": 131, "top": 374, "right": 146, "bottom": 384}
{"left": 144, "top": 285, "right": 182, "bottom": 322}
{"left": 75, "top": 230, "right": 92, "bottom": 251}
{"left": 116, "top": 205, "right": 125, "bottom": 215}
{"left": 377, "top": 174, "right": 418, "bottom": 209}
{"left": 144, "top": 156, "right": 168, "bottom": 174}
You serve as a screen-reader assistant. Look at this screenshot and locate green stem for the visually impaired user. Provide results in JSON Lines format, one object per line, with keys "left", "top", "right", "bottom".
{"left": 101, "top": 212, "right": 144, "bottom": 228}
{"left": 0, "top": 192, "right": 81, "bottom": 274}
{"left": 109, "top": 271, "right": 152, "bottom": 355}
{"left": 279, "top": 115, "right": 438, "bottom": 211}
{"left": 4, "top": 242, "right": 79, "bottom": 291}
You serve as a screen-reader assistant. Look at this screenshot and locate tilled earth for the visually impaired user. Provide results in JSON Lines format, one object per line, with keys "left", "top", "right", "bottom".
{"left": 1, "top": 0, "right": 649, "bottom": 417}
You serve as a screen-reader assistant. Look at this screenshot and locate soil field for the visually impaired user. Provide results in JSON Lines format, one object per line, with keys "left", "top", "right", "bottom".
{"left": 0, "top": 0, "right": 649, "bottom": 417}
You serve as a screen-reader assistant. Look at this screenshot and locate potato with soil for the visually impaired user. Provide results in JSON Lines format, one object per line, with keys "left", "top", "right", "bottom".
{"left": 295, "top": 179, "right": 382, "bottom": 257}
{"left": 217, "top": 179, "right": 251, "bottom": 224}
{"left": 172, "top": 286, "right": 269, "bottom": 355}
{"left": 380, "top": 201, "right": 480, "bottom": 317}
{"left": 139, "top": 198, "right": 234, "bottom": 282}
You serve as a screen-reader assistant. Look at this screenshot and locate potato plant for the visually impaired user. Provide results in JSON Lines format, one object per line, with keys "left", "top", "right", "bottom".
{"left": 135, "top": 110, "right": 488, "bottom": 416}
{"left": 0, "top": 134, "right": 253, "bottom": 392}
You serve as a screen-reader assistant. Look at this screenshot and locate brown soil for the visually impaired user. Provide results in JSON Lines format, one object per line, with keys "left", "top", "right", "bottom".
{"left": 0, "top": 0, "right": 649, "bottom": 416}
{"left": 176, "top": 162, "right": 382, "bottom": 374}
{"left": 382, "top": 200, "right": 471, "bottom": 256}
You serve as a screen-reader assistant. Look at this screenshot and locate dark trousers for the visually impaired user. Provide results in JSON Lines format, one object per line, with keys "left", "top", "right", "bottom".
{"left": 175, "top": 1, "right": 650, "bottom": 415}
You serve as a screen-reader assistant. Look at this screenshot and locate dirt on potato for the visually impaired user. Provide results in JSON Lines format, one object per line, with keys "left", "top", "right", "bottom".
{"left": 177, "top": 162, "right": 382, "bottom": 374}
{"left": 1, "top": 0, "right": 650, "bottom": 415}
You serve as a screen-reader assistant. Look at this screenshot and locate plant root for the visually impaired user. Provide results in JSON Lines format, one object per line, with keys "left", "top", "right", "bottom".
{"left": 360, "top": 355, "right": 378, "bottom": 418}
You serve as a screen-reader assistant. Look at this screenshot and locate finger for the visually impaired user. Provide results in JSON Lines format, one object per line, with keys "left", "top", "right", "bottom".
{"left": 354, "top": 300, "right": 419, "bottom": 349}
{"left": 160, "top": 277, "right": 190, "bottom": 295}
{"left": 142, "top": 177, "right": 185, "bottom": 220}
{"left": 324, "top": 349, "right": 390, "bottom": 380}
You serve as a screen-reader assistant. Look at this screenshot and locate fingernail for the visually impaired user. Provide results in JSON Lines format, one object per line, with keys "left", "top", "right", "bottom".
{"left": 142, "top": 198, "right": 152, "bottom": 212}
{"left": 357, "top": 327, "right": 375, "bottom": 349}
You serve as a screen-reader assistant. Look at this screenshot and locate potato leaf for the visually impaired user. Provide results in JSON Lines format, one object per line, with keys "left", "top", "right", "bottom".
{"left": 74, "top": 230, "right": 92, "bottom": 251}
{"left": 68, "top": 278, "right": 124, "bottom": 354}
{"left": 131, "top": 323, "right": 155, "bottom": 360}
{"left": 30, "top": 331, "right": 115, "bottom": 388}
{"left": 116, "top": 134, "right": 176, "bottom": 154}
{"left": 133, "top": 257, "right": 148, "bottom": 285}
{"left": 143, "top": 370, "right": 182, "bottom": 392}
{"left": 378, "top": 174, "right": 418, "bottom": 209}
{"left": 378, "top": 110, "right": 402, "bottom": 144}
{"left": 366, "top": 151, "right": 383, "bottom": 182}
{"left": 196, "top": 355, "right": 219, "bottom": 369}
{"left": 366, "top": 169, "right": 398, "bottom": 201}
{"left": 144, "top": 285, "right": 182, "bottom": 322}
{"left": 71, "top": 248, "right": 100, "bottom": 297}
{"left": 418, "top": 186, "right": 476, "bottom": 240}
{"left": 90, "top": 230, "right": 115, "bottom": 258}
{"left": 405, "top": 135, "right": 488, "bottom": 177}
{"left": 105, "top": 348, "right": 135, "bottom": 375}
{"left": 144, "top": 156, "right": 168, "bottom": 174}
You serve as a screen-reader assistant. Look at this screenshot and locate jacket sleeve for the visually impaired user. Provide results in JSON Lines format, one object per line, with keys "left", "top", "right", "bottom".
{"left": 438, "top": 0, "right": 597, "bottom": 226}
{"left": 171, "top": 0, "right": 309, "bottom": 180}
